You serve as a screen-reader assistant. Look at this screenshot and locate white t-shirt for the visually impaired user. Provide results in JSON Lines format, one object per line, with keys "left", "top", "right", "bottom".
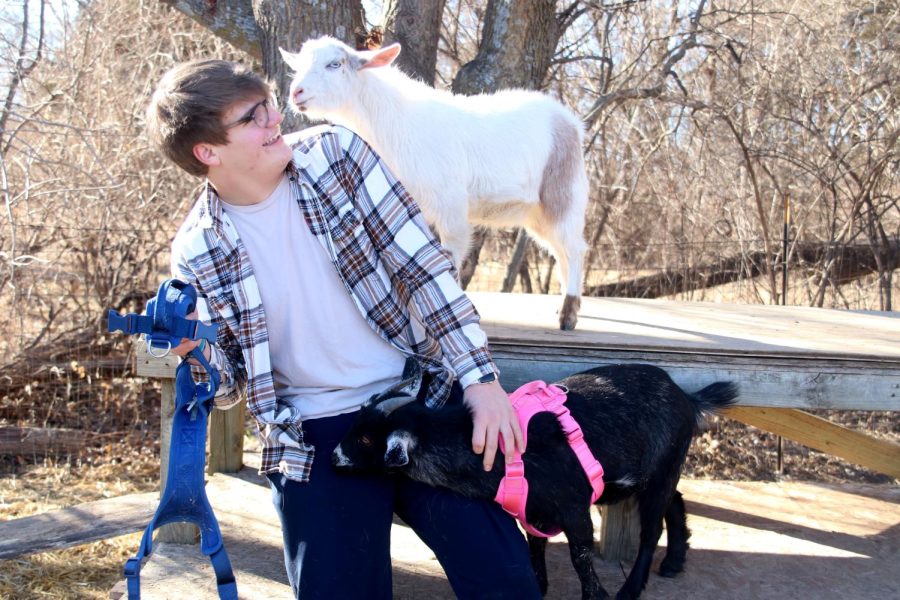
{"left": 222, "top": 175, "right": 405, "bottom": 419}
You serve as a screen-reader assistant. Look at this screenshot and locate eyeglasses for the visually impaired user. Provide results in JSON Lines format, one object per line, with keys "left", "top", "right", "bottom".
{"left": 225, "top": 98, "right": 274, "bottom": 129}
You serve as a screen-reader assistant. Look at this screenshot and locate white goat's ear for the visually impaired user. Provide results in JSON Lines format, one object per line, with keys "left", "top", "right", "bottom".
{"left": 358, "top": 43, "right": 401, "bottom": 71}
{"left": 279, "top": 47, "right": 301, "bottom": 70}
{"left": 384, "top": 431, "right": 415, "bottom": 468}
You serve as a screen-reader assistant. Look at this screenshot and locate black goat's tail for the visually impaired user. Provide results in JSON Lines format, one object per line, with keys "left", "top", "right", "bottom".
{"left": 690, "top": 382, "right": 739, "bottom": 421}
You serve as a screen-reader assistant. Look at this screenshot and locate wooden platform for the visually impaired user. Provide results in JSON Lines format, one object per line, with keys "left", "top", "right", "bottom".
{"left": 107, "top": 292, "right": 898, "bottom": 593}
{"left": 468, "top": 292, "right": 900, "bottom": 410}
{"left": 108, "top": 467, "right": 900, "bottom": 599}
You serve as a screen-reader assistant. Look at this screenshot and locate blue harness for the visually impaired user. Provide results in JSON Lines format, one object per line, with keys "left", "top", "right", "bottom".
{"left": 108, "top": 279, "right": 237, "bottom": 599}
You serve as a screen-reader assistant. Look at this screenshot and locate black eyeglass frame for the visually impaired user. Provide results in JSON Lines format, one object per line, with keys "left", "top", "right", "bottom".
{"left": 224, "top": 98, "right": 273, "bottom": 130}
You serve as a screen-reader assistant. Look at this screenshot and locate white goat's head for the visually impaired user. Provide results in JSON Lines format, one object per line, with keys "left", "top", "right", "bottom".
{"left": 279, "top": 36, "right": 400, "bottom": 120}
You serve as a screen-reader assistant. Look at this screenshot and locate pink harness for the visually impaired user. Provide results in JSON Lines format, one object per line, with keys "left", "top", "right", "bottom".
{"left": 494, "top": 380, "right": 605, "bottom": 538}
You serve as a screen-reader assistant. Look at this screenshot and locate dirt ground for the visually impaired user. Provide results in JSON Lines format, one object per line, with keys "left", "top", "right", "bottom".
{"left": 109, "top": 468, "right": 900, "bottom": 600}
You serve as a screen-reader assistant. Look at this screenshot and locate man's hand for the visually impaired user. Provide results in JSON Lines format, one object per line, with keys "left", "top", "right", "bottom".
{"left": 463, "top": 380, "right": 525, "bottom": 472}
{"left": 169, "top": 311, "right": 209, "bottom": 363}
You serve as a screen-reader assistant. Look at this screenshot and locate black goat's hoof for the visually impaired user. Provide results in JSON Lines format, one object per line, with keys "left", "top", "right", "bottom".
{"left": 658, "top": 555, "right": 685, "bottom": 577}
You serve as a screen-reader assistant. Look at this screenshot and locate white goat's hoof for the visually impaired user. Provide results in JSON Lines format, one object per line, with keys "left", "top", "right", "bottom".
{"left": 559, "top": 295, "right": 580, "bottom": 330}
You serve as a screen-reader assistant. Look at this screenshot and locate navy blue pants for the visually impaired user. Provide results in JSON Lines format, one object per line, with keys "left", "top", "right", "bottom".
{"left": 267, "top": 395, "right": 541, "bottom": 599}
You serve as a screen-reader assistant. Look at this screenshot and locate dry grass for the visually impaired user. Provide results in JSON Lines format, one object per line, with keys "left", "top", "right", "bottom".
{"left": 0, "top": 535, "right": 143, "bottom": 600}
{"left": 0, "top": 443, "right": 158, "bottom": 599}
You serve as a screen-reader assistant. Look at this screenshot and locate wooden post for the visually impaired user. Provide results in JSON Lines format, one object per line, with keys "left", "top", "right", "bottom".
{"left": 598, "top": 498, "right": 639, "bottom": 562}
{"left": 134, "top": 341, "right": 196, "bottom": 544}
{"left": 156, "top": 378, "right": 199, "bottom": 544}
{"left": 208, "top": 401, "right": 245, "bottom": 475}
{"left": 134, "top": 339, "right": 247, "bottom": 539}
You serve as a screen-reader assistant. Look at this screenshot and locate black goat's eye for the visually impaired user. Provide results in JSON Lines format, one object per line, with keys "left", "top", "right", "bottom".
{"left": 360, "top": 435, "right": 372, "bottom": 447}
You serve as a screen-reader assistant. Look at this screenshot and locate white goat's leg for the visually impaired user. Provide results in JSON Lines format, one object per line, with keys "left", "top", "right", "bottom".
{"left": 527, "top": 210, "right": 586, "bottom": 331}
{"left": 558, "top": 229, "right": 585, "bottom": 331}
{"left": 535, "top": 116, "right": 589, "bottom": 330}
{"left": 434, "top": 217, "right": 473, "bottom": 277}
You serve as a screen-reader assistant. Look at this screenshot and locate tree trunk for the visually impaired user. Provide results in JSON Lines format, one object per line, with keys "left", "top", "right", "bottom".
{"left": 381, "top": 0, "right": 446, "bottom": 84}
{"left": 459, "top": 228, "right": 488, "bottom": 289}
{"left": 452, "top": 0, "right": 559, "bottom": 93}
{"left": 502, "top": 229, "right": 529, "bottom": 292}
{"left": 451, "top": 0, "right": 561, "bottom": 286}
{"left": 159, "top": 0, "right": 262, "bottom": 58}
{"left": 0, "top": 427, "right": 87, "bottom": 456}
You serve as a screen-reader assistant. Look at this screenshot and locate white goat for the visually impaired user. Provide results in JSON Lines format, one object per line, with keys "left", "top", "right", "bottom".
{"left": 279, "top": 36, "right": 588, "bottom": 330}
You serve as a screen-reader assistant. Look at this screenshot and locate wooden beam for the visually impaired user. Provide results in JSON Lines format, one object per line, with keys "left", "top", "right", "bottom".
{"left": 0, "top": 492, "right": 157, "bottom": 559}
{"left": 134, "top": 339, "right": 178, "bottom": 378}
{"left": 724, "top": 406, "right": 900, "bottom": 479}
{"left": 493, "top": 350, "right": 900, "bottom": 411}
{"left": 0, "top": 426, "right": 87, "bottom": 456}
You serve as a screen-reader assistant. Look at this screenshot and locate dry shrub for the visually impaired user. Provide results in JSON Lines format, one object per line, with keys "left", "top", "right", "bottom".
{"left": 0, "top": 2, "right": 252, "bottom": 593}
{"left": 0, "top": 0, "right": 254, "bottom": 432}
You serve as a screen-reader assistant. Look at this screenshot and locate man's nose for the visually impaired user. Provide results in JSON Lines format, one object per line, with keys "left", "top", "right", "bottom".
{"left": 271, "top": 107, "right": 285, "bottom": 127}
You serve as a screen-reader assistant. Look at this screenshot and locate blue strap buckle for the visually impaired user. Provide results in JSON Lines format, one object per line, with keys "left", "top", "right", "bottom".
{"left": 108, "top": 279, "right": 219, "bottom": 358}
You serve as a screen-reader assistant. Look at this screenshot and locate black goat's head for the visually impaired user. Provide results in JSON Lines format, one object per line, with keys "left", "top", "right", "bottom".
{"left": 331, "top": 358, "right": 422, "bottom": 471}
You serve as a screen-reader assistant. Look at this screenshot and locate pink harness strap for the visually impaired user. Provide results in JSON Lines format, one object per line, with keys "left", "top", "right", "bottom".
{"left": 494, "top": 381, "right": 605, "bottom": 538}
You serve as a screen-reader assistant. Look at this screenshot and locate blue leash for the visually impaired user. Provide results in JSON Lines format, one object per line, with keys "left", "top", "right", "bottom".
{"left": 108, "top": 279, "right": 237, "bottom": 600}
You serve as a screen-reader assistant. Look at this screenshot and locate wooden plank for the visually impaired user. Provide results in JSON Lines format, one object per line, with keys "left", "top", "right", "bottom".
{"left": 470, "top": 292, "right": 900, "bottom": 362}
{"left": 134, "top": 339, "right": 178, "bottom": 379}
{"left": 492, "top": 347, "right": 900, "bottom": 410}
{"left": 107, "top": 477, "right": 900, "bottom": 600}
{"left": 0, "top": 492, "right": 157, "bottom": 559}
{"left": 0, "top": 426, "right": 87, "bottom": 456}
{"left": 724, "top": 407, "right": 900, "bottom": 479}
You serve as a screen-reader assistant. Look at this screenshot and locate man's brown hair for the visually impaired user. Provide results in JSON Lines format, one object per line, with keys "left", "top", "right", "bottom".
{"left": 146, "top": 60, "right": 270, "bottom": 177}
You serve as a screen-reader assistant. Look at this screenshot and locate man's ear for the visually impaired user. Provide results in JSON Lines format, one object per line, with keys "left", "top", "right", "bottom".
{"left": 193, "top": 142, "right": 221, "bottom": 168}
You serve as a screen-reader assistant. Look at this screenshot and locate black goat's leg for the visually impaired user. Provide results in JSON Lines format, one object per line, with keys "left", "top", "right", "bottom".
{"left": 615, "top": 493, "right": 668, "bottom": 600}
{"left": 659, "top": 490, "right": 690, "bottom": 577}
{"left": 563, "top": 510, "right": 608, "bottom": 600}
{"left": 527, "top": 534, "right": 549, "bottom": 596}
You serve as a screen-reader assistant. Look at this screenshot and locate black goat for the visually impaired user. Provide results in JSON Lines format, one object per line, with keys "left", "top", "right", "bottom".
{"left": 332, "top": 362, "right": 738, "bottom": 599}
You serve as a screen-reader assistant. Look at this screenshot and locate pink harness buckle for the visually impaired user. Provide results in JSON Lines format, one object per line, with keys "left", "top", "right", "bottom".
{"left": 494, "top": 381, "right": 605, "bottom": 538}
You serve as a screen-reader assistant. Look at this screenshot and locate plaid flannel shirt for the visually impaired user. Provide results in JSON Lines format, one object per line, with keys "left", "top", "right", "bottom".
{"left": 170, "top": 125, "right": 498, "bottom": 482}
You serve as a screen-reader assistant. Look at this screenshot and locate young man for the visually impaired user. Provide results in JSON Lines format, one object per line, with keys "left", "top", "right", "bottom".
{"left": 146, "top": 59, "right": 541, "bottom": 599}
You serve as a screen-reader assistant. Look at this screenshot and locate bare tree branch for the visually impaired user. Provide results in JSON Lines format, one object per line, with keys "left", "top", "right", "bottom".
{"left": 158, "top": 0, "right": 261, "bottom": 57}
